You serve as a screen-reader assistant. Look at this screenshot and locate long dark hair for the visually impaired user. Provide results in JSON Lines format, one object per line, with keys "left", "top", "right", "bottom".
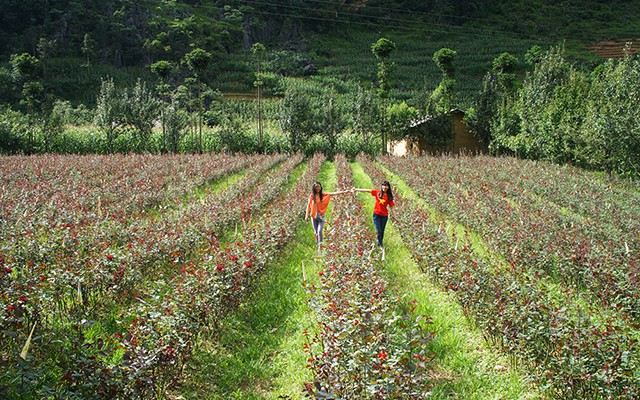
{"left": 312, "top": 181, "right": 324, "bottom": 201}
{"left": 379, "top": 180, "right": 393, "bottom": 202}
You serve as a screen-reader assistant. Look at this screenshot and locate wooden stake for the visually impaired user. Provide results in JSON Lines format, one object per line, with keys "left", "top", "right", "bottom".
{"left": 77, "top": 281, "right": 83, "bottom": 306}
{"left": 20, "top": 322, "right": 37, "bottom": 360}
{"left": 302, "top": 260, "right": 307, "bottom": 282}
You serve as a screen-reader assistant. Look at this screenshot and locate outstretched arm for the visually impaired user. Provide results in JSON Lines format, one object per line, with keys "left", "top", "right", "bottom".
{"left": 325, "top": 189, "right": 350, "bottom": 195}
{"left": 351, "top": 187, "right": 372, "bottom": 193}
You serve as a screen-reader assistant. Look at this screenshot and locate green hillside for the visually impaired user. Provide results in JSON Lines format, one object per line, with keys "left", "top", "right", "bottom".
{"left": 1, "top": 0, "right": 638, "bottom": 106}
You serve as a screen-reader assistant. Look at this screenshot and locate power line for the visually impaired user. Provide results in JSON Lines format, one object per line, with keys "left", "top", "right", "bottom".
{"left": 242, "top": 0, "right": 559, "bottom": 44}
{"left": 303, "top": 0, "right": 519, "bottom": 26}
{"left": 243, "top": 2, "right": 559, "bottom": 44}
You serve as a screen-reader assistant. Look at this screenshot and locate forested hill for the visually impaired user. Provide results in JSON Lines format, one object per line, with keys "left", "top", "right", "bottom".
{"left": 2, "top": 0, "right": 640, "bottom": 67}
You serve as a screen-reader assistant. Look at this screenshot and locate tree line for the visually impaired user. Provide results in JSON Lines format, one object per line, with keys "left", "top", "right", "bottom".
{"left": 467, "top": 44, "right": 640, "bottom": 177}
{"left": 1, "top": 14, "right": 639, "bottom": 177}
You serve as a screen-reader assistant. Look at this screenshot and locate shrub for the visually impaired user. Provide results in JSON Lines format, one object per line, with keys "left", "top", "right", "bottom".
{"left": 216, "top": 116, "right": 258, "bottom": 153}
{"left": 337, "top": 132, "right": 365, "bottom": 161}
{"left": 50, "top": 100, "right": 93, "bottom": 125}
{"left": 0, "top": 107, "right": 28, "bottom": 153}
{"left": 263, "top": 132, "right": 290, "bottom": 154}
{"left": 303, "top": 134, "right": 331, "bottom": 159}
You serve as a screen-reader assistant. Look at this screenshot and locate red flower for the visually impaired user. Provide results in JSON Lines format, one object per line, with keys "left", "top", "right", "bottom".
{"left": 40, "top": 275, "right": 45, "bottom": 281}
{"left": 378, "top": 351, "right": 387, "bottom": 361}
{"left": 18, "top": 297, "right": 27, "bottom": 303}
{"left": 106, "top": 254, "right": 113, "bottom": 260}
{"left": 5, "top": 267, "right": 11, "bottom": 274}
{"left": 216, "top": 264, "right": 223, "bottom": 272}
{"left": 244, "top": 261, "right": 252, "bottom": 267}
{"left": 231, "top": 255, "right": 238, "bottom": 262}
{"left": 7, "top": 305, "right": 14, "bottom": 311}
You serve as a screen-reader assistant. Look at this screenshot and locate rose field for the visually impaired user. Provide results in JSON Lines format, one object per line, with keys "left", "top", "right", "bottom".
{"left": 1, "top": 153, "right": 639, "bottom": 399}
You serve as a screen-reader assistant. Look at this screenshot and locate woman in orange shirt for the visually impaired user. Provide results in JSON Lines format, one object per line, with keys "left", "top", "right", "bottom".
{"left": 305, "top": 181, "right": 349, "bottom": 249}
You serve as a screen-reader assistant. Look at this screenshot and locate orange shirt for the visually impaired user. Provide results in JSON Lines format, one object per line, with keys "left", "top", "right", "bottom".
{"left": 372, "top": 189, "right": 394, "bottom": 216}
{"left": 307, "top": 194, "right": 331, "bottom": 217}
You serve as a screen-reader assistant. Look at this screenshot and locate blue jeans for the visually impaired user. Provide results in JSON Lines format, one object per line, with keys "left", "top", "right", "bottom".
{"left": 373, "top": 213, "right": 388, "bottom": 247}
{"left": 312, "top": 218, "right": 325, "bottom": 244}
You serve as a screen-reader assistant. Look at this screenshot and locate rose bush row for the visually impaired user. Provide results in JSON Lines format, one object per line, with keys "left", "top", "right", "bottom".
{"left": 303, "top": 154, "right": 434, "bottom": 399}
{"left": 1, "top": 154, "right": 287, "bottom": 337}
{"left": 0, "top": 153, "right": 312, "bottom": 398}
{"left": 0, "top": 153, "right": 254, "bottom": 231}
{"left": 379, "top": 155, "right": 640, "bottom": 320}
{"left": 358, "top": 155, "right": 639, "bottom": 399}
{"left": 96, "top": 153, "right": 323, "bottom": 399}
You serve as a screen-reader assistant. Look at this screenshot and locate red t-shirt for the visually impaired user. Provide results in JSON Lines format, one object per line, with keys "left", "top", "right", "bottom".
{"left": 371, "top": 189, "right": 394, "bottom": 216}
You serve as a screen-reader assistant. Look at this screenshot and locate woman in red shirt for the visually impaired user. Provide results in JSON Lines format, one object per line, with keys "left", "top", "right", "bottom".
{"left": 305, "top": 181, "right": 350, "bottom": 249}
{"left": 353, "top": 180, "right": 395, "bottom": 257}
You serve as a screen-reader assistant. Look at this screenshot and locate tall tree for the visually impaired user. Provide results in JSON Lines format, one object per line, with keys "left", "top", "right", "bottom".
{"left": 252, "top": 42, "right": 266, "bottom": 152}
{"left": 183, "top": 48, "right": 212, "bottom": 153}
{"left": 95, "top": 77, "right": 125, "bottom": 151}
{"left": 280, "top": 83, "right": 314, "bottom": 152}
{"left": 351, "top": 85, "right": 380, "bottom": 156}
{"left": 371, "top": 37, "right": 396, "bottom": 154}
{"left": 123, "top": 79, "right": 159, "bottom": 151}
{"left": 430, "top": 47, "right": 457, "bottom": 113}
{"left": 36, "top": 37, "right": 56, "bottom": 82}
{"left": 151, "top": 60, "right": 174, "bottom": 152}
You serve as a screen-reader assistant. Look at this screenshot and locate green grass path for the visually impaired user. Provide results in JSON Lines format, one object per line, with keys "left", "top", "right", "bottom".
{"left": 181, "top": 160, "right": 540, "bottom": 399}
{"left": 179, "top": 162, "right": 337, "bottom": 399}
{"left": 350, "top": 162, "right": 542, "bottom": 399}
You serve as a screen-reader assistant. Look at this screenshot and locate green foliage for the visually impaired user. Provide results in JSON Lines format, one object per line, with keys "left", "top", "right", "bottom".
{"left": 428, "top": 78, "right": 456, "bottom": 115}
{"left": 466, "top": 73, "right": 499, "bottom": 145}
{"left": 350, "top": 86, "right": 381, "bottom": 155}
{"left": 488, "top": 44, "right": 640, "bottom": 176}
{"left": 257, "top": 72, "right": 285, "bottom": 97}
{"left": 386, "top": 101, "right": 418, "bottom": 140}
{"left": 524, "top": 45, "right": 544, "bottom": 66}
{"left": 337, "top": 132, "right": 364, "bottom": 161}
{"left": 303, "top": 134, "right": 332, "bottom": 158}
{"left": 279, "top": 82, "right": 317, "bottom": 152}
{"left": 216, "top": 116, "right": 258, "bottom": 154}
{"left": 0, "top": 66, "right": 17, "bottom": 104}
{"left": 371, "top": 38, "right": 397, "bottom": 60}
{"left": 490, "top": 93, "right": 521, "bottom": 155}
{"left": 371, "top": 38, "right": 396, "bottom": 99}
{"left": 94, "top": 77, "right": 126, "bottom": 150}
{"left": 20, "top": 81, "right": 45, "bottom": 114}
{"left": 317, "top": 91, "right": 346, "bottom": 160}
{"left": 581, "top": 57, "right": 640, "bottom": 175}
{"left": 164, "top": 103, "right": 189, "bottom": 153}
{"left": 123, "top": 79, "right": 159, "bottom": 150}
{"left": 492, "top": 52, "right": 518, "bottom": 74}
{"left": 150, "top": 60, "right": 173, "bottom": 81}
{"left": 262, "top": 131, "right": 290, "bottom": 154}
{"left": 0, "top": 106, "right": 28, "bottom": 153}
{"left": 433, "top": 47, "right": 457, "bottom": 79}
{"left": 266, "top": 50, "right": 317, "bottom": 77}
{"left": 183, "top": 48, "right": 212, "bottom": 77}
{"left": 11, "top": 53, "right": 40, "bottom": 81}
{"left": 50, "top": 100, "right": 93, "bottom": 125}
